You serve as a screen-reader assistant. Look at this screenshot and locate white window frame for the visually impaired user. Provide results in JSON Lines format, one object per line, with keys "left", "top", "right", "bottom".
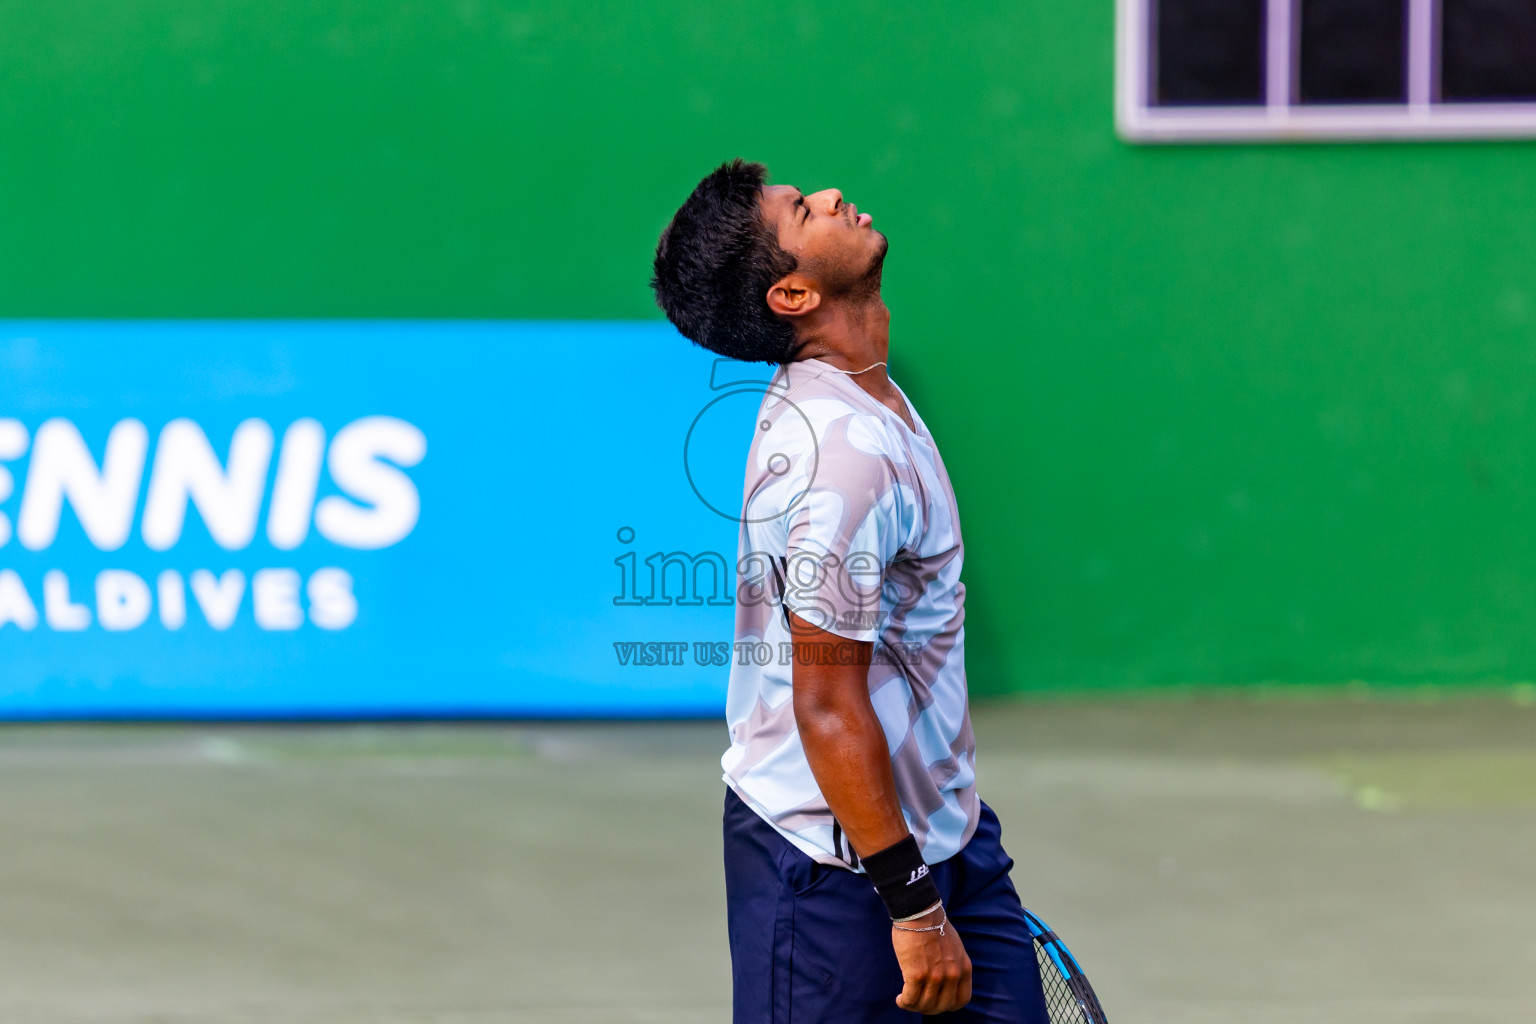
{"left": 1117, "top": 0, "right": 1536, "bottom": 142}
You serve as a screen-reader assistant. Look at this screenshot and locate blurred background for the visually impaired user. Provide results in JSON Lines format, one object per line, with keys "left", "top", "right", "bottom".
{"left": 1, "top": 1, "right": 1534, "bottom": 1021}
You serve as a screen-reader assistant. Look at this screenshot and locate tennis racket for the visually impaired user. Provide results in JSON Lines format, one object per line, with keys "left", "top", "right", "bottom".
{"left": 1022, "top": 908, "right": 1109, "bottom": 1024}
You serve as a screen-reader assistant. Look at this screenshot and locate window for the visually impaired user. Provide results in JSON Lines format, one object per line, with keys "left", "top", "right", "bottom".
{"left": 1117, "top": 0, "right": 1536, "bottom": 140}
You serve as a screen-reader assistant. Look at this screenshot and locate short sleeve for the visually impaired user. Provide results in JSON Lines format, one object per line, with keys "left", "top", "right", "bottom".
{"left": 781, "top": 416, "right": 906, "bottom": 642}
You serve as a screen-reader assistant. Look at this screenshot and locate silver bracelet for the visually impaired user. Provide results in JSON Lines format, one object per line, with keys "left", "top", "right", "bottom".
{"left": 892, "top": 910, "right": 948, "bottom": 936}
{"left": 890, "top": 900, "right": 943, "bottom": 924}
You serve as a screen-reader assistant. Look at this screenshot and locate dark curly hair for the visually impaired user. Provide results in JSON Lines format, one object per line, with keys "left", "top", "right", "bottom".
{"left": 651, "top": 160, "right": 799, "bottom": 364}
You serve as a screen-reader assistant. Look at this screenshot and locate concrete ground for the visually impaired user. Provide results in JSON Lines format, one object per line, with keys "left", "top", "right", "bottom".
{"left": 0, "top": 694, "right": 1534, "bottom": 1024}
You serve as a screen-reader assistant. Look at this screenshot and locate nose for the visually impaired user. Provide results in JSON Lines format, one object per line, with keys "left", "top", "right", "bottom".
{"left": 807, "top": 188, "right": 843, "bottom": 214}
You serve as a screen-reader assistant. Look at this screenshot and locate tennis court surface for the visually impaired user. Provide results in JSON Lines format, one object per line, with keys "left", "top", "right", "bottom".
{"left": 1, "top": 693, "right": 1532, "bottom": 1024}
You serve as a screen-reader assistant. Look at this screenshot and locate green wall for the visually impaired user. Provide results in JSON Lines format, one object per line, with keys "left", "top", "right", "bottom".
{"left": 5, "top": 2, "right": 1535, "bottom": 692}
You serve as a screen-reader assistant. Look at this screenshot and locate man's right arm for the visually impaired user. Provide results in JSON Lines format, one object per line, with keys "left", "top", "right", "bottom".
{"left": 788, "top": 610, "right": 972, "bottom": 1015}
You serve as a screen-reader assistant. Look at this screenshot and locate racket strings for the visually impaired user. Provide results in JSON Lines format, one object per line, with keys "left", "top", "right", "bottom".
{"left": 1034, "top": 943, "right": 1092, "bottom": 1024}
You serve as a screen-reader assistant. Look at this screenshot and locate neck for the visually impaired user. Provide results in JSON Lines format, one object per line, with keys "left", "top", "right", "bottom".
{"left": 791, "top": 296, "right": 892, "bottom": 390}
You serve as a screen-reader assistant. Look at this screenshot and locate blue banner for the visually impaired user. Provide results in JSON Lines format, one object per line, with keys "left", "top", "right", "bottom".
{"left": 0, "top": 322, "right": 766, "bottom": 718}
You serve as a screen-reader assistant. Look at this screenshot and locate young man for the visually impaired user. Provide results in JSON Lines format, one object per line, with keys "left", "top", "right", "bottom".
{"left": 652, "top": 160, "right": 1050, "bottom": 1023}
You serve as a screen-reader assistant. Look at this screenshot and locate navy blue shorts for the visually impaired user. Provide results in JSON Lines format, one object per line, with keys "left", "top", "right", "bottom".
{"left": 724, "top": 789, "right": 1051, "bottom": 1023}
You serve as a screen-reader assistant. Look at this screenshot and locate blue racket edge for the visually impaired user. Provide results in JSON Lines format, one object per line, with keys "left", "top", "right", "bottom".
{"left": 1021, "top": 908, "right": 1110, "bottom": 1024}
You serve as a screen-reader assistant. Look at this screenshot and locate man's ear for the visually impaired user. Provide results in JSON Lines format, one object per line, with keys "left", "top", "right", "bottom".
{"left": 766, "top": 273, "right": 822, "bottom": 319}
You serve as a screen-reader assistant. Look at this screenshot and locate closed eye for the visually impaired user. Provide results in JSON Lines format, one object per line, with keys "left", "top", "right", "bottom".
{"left": 795, "top": 195, "right": 807, "bottom": 222}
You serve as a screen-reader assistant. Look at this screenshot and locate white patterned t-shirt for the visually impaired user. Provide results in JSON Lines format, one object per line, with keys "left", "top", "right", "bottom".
{"left": 721, "top": 358, "right": 978, "bottom": 870}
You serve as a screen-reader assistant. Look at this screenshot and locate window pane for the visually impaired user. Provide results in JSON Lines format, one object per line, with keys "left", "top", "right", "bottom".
{"left": 1298, "top": 0, "right": 1408, "bottom": 104}
{"left": 1442, "top": 0, "right": 1536, "bottom": 101}
{"left": 1153, "top": 0, "right": 1267, "bottom": 106}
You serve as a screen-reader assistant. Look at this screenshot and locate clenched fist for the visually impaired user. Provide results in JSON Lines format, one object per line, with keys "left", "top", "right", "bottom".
{"left": 891, "top": 907, "right": 972, "bottom": 1014}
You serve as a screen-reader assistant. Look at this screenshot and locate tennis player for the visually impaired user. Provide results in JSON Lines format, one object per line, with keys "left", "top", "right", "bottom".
{"left": 652, "top": 160, "right": 1050, "bottom": 1023}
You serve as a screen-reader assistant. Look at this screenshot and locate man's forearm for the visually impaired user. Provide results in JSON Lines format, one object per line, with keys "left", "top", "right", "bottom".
{"left": 796, "top": 689, "right": 911, "bottom": 858}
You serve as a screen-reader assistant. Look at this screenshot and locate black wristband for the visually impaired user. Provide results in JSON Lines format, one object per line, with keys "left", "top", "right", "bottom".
{"left": 862, "top": 835, "right": 942, "bottom": 920}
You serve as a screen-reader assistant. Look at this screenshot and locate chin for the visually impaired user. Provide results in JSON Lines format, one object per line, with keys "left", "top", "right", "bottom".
{"left": 868, "top": 232, "right": 889, "bottom": 270}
